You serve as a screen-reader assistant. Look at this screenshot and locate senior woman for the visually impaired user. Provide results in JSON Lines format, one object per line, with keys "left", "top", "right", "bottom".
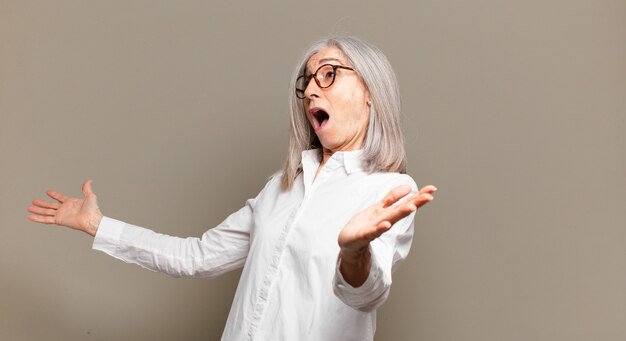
{"left": 27, "top": 36, "right": 436, "bottom": 341}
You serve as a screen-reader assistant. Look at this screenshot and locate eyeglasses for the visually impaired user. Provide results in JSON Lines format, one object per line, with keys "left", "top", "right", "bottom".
{"left": 295, "top": 64, "right": 355, "bottom": 99}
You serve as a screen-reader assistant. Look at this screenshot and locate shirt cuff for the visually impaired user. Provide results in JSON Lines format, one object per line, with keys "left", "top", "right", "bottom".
{"left": 333, "top": 247, "right": 388, "bottom": 310}
{"left": 92, "top": 216, "right": 126, "bottom": 254}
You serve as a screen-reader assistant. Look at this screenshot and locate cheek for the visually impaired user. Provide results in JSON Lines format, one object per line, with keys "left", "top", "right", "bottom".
{"left": 347, "top": 94, "right": 370, "bottom": 125}
{"left": 336, "top": 91, "right": 367, "bottom": 120}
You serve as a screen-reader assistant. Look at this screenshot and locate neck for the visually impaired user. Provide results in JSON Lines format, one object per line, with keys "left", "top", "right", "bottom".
{"left": 319, "top": 146, "right": 362, "bottom": 167}
{"left": 313, "top": 148, "right": 335, "bottom": 182}
{"left": 314, "top": 147, "right": 361, "bottom": 183}
{"left": 320, "top": 148, "right": 334, "bottom": 167}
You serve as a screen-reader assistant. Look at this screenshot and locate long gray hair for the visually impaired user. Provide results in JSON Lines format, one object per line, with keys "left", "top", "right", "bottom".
{"left": 281, "top": 36, "right": 406, "bottom": 190}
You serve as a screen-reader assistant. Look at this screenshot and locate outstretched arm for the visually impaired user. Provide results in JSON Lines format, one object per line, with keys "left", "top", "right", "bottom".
{"left": 338, "top": 184, "right": 437, "bottom": 287}
{"left": 27, "top": 180, "right": 103, "bottom": 237}
{"left": 26, "top": 177, "right": 267, "bottom": 278}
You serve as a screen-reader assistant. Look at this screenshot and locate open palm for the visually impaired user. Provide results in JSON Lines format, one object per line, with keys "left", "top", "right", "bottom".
{"left": 27, "top": 180, "right": 103, "bottom": 236}
{"left": 338, "top": 184, "right": 436, "bottom": 253}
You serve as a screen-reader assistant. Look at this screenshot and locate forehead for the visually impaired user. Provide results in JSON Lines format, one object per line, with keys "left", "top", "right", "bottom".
{"left": 305, "top": 46, "right": 349, "bottom": 72}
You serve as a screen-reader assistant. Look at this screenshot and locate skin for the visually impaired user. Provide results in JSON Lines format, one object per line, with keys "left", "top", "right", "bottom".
{"left": 27, "top": 180, "right": 102, "bottom": 237}
{"left": 27, "top": 46, "right": 437, "bottom": 288}
{"left": 303, "top": 47, "right": 372, "bottom": 169}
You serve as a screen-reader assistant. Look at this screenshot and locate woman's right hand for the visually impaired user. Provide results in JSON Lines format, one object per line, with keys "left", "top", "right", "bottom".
{"left": 27, "top": 180, "right": 103, "bottom": 237}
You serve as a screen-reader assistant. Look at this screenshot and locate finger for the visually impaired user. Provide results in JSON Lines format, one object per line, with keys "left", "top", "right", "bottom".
{"left": 374, "top": 190, "right": 435, "bottom": 230}
{"left": 362, "top": 221, "right": 392, "bottom": 241}
{"left": 82, "top": 179, "right": 94, "bottom": 197}
{"left": 378, "top": 206, "right": 415, "bottom": 227}
{"left": 396, "top": 187, "right": 435, "bottom": 207}
{"left": 415, "top": 191, "right": 435, "bottom": 203}
{"left": 27, "top": 214, "right": 55, "bottom": 224}
{"left": 32, "top": 199, "right": 60, "bottom": 209}
{"left": 402, "top": 192, "right": 434, "bottom": 211}
{"left": 379, "top": 193, "right": 431, "bottom": 225}
{"left": 376, "top": 220, "right": 392, "bottom": 231}
{"left": 47, "top": 190, "right": 68, "bottom": 203}
{"left": 419, "top": 185, "right": 437, "bottom": 194}
{"left": 27, "top": 205, "right": 56, "bottom": 216}
{"left": 381, "top": 185, "right": 413, "bottom": 208}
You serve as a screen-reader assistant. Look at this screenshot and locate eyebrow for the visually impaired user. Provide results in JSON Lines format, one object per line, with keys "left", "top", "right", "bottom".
{"left": 305, "top": 58, "right": 346, "bottom": 75}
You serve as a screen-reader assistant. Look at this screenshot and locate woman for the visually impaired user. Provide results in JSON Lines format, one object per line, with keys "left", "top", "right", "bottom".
{"left": 28, "top": 36, "right": 437, "bottom": 341}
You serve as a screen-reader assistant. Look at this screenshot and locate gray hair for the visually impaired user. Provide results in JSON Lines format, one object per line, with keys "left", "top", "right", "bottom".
{"left": 280, "top": 36, "right": 406, "bottom": 190}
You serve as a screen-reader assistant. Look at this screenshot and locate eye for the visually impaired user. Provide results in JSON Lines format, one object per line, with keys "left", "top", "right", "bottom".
{"left": 324, "top": 70, "right": 336, "bottom": 78}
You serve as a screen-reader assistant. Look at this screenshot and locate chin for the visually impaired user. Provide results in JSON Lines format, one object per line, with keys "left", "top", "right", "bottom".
{"left": 316, "top": 136, "right": 335, "bottom": 150}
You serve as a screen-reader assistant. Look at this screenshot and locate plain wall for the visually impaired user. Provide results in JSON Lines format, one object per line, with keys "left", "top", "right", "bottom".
{"left": 1, "top": 1, "right": 625, "bottom": 340}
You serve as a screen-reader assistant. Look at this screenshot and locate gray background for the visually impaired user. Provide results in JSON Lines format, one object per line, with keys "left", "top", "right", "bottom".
{"left": 1, "top": 1, "right": 625, "bottom": 340}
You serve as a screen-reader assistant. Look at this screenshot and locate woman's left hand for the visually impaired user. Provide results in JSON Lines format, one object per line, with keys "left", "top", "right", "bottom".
{"left": 338, "top": 184, "right": 437, "bottom": 254}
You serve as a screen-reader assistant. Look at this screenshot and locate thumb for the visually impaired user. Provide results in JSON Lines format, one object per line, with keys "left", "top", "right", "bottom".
{"left": 82, "top": 179, "right": 94, "bottom": 197}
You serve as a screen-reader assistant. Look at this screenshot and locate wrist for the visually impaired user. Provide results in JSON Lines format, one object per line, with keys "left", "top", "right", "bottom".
{"left": 339, "top": 246, "right": 371, "bottom": 287}
{"left": 85, "top": 212, "right": 103, "bottom": 237}
{"left": 340, "top": 245, "right": 370, "bottom": 264}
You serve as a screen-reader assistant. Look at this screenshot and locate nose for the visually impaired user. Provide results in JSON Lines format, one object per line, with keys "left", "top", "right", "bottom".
{"left": 304, "top": 77, "right": 321, "bottom": 100}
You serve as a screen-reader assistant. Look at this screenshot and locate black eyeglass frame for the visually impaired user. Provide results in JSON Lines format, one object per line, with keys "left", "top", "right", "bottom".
{"left": 295, "top": 64, "right": 355, "bottom": 99}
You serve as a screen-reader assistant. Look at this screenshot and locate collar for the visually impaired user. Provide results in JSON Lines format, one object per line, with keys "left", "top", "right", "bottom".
{"left": 301, "top": 148, "right": 365, "bottom": 175}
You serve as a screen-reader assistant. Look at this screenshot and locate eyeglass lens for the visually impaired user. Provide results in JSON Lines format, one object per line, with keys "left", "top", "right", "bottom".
{"left": 295, "top": 64, "right": 337, "bottom": 98}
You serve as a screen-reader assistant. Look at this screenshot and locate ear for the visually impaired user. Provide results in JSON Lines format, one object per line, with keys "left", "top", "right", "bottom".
{"left": 365, "top": 90, "right": 372, "bottom": 107}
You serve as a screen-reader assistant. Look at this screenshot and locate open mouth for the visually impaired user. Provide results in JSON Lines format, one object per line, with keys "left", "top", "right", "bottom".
{"left": 310, "top": 108, "right": 330, "bottom": 131}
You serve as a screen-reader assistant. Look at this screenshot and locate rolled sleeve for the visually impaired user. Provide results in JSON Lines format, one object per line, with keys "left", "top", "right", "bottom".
{"left": 333, "top": 202, "right": 416, "bottom": 312}
{"left": 333, "top": 246, "right": 391, "bottom": 312}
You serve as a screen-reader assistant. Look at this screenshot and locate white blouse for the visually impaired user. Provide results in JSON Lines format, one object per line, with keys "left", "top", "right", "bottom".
{"left": 93, "top": 149, "right": 417, "bottom": 341}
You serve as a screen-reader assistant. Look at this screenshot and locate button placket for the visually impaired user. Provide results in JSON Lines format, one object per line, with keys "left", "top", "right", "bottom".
{"left": 245, "top": 157, "right": 341, "bottom": 340}
{"left": 246, "top": 186, "right": 321, "bottom": 340}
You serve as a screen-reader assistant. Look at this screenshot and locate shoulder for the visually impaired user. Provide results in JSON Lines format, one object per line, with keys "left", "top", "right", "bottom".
{"left": 244, "top": 170, "right": 284, "bottom": 205}
{"left": 349, "top": 171, "right": 417, "bottom": 204}
{"left": 260, "top": 170, "right": 284, "bottom": 193}
{"left": 365, "top": 172, "right": 418, "bottom": 193}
